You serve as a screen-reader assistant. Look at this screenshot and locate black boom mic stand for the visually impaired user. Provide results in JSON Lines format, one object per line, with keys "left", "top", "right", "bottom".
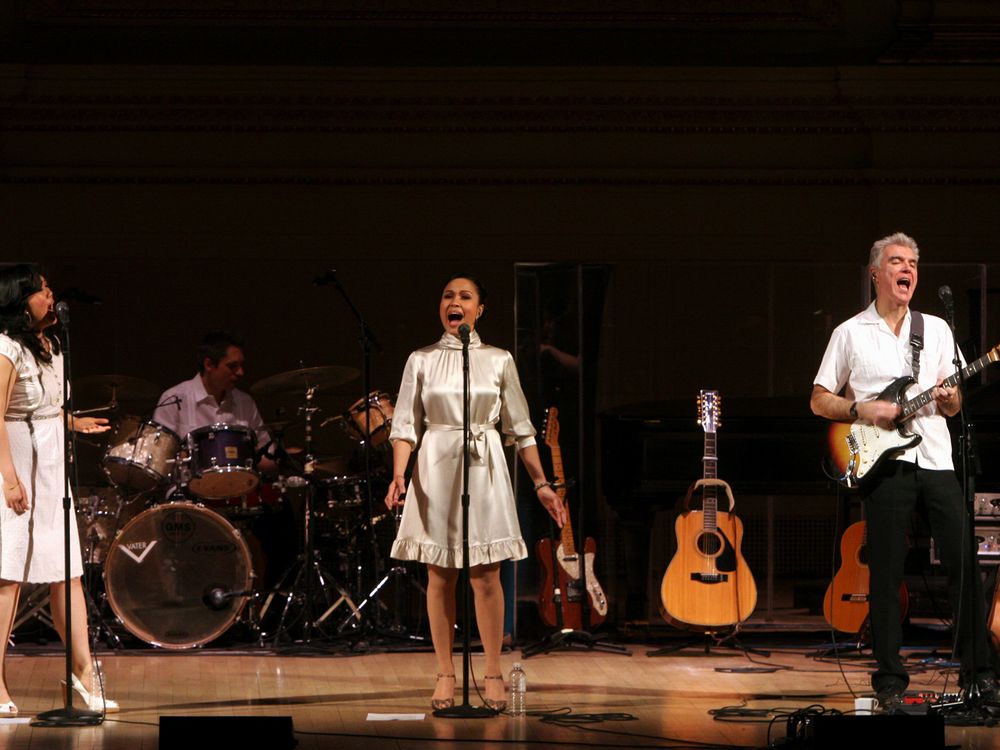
{"left": 33, "top": 302, "right": 103, "bottom": 727}
{"left": 435, "top": 323, "right": 495, "bottom": 719}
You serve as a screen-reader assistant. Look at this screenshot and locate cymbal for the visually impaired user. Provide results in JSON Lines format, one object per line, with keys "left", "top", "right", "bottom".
{"left": 73, "top": 374, "right": 161, "bottom": 403}
{"left": 250, "top": 366, "right": 359, "bottom": 396}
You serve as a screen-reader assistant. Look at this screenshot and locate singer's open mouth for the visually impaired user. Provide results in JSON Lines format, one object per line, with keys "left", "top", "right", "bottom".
{"left": 897, "top": 277, "right": 911, "bottom": 289}
{"left": 447, "top": 312, "right": 463, "bottom": 322}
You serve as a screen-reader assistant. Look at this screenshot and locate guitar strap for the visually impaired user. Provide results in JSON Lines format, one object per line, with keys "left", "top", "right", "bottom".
{"left": 909, "top": 310, "right": 924, "bottom": 381}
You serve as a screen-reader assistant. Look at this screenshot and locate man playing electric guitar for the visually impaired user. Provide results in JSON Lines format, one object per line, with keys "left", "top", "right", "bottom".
{"left": 810, "top": 231, "right": 997, "bottom": 712}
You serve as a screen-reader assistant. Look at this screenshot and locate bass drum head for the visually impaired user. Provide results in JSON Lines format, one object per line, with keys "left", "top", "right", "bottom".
{"left": 103, "top": 502, "right": 252, "bottom": 649}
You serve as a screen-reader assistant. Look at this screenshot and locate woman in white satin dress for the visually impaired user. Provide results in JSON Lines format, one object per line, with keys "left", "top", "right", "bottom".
{"left": 0, "top": 265, "right": 117, "bottom": 715}
{"left": 384, "top": 275, "right": 565, "bottom": 712}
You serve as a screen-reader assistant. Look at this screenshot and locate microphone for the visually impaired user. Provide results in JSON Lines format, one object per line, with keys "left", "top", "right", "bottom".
{"left": 202, "top": 586, "right": 251, "bottom": 611}
{"left": 938, "top": 285, "right": 954, "bottom": 310}
{"left": 313, "top": 269, "right": 338, "bottom": 286}
{"left": 458, "top": 323, "right": 470, "bottom": 345}
{"left": 54, "top": 301, "right": 70, "bottom": 324}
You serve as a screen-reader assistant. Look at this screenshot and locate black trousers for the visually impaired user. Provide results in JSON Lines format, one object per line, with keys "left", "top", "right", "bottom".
{"left": 863, "top": 461, "right": 992, "bottom": 691}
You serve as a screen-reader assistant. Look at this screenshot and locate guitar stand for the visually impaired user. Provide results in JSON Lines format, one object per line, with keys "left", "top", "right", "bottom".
{"left": 522, "top": 627, "right": 631, "bottom": 658}
{"left": 646, "top": 629, "right": 770, "bottom": 658}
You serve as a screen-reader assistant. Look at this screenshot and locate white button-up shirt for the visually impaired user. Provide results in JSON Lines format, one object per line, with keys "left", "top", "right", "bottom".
{"left": 152, "top": 374, "right": 270, "bottom": 449}
{"left": 814, "top": 303, "right": 964, "bottom": 471}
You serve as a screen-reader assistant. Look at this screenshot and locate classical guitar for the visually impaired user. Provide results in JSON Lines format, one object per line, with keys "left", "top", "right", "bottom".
{"left": 828, "top": 342, "right": 1000, "bottom": 488}
{"left": 823, "top": 520, "right": 909, "bottom": 634}
{"left": 659, "top": 390, "right": 757, "bottom": 630}
{"left": 535, "top": 407, "right": 608, "bottom": 630}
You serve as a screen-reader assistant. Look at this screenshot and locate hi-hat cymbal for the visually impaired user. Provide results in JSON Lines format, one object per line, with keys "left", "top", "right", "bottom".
{"left": 73, "top": 374, "right": 161, "bottom": 403}
{"left": 250, "top": 366, "right": 359, "bottom": 396}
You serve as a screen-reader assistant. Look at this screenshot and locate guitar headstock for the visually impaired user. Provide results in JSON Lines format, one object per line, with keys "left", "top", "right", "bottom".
{"left": 543, "top": 406, "right": 560, "bottom": 448}
{"left": 988, "top": 341, "right": 1000, "bottom": 364}
{"left": 697, "top": 390, "right": 721, "bottom": 434}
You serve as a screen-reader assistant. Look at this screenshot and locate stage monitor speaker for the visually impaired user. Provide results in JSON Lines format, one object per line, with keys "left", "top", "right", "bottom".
{"left": 159, "top": 716, "right": 296, "bottom": 750}
{"left": 799, "top": 713, "right": 944, "bottom": 749}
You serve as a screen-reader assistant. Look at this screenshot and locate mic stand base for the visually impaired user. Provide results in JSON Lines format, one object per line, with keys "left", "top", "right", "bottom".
{"left": 32, "top": 707, "right": 103, "bottom": 727}
{"left": 433, "top": 703, "right": 497, "bottom": 719}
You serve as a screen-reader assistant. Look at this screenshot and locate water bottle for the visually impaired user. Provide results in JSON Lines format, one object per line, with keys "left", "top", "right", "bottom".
{"left": 509, "top": 662, "right": 526, "bottom": 716}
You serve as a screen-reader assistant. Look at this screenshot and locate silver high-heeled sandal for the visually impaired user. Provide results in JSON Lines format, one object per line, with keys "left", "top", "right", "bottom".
{"left": 61, "top": 671, "right": 119, "bottom": 713}
{"left": 0, "top": 700, "right": 18, "bottom": 716}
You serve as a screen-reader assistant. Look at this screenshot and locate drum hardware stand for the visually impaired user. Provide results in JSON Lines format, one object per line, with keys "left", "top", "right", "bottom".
{"left": 258, "top": 386, "right": 360, "bottom": 647}
{"left": 335, "top": 510, "right": 428, "bottom": 641}
{"left": 315, "top": 269, "right": 393, "bottom": 638}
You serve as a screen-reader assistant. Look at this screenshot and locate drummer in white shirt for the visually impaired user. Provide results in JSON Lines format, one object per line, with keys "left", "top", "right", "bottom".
{"left": 152, "top": 331, "right": 277, "bottom": 475}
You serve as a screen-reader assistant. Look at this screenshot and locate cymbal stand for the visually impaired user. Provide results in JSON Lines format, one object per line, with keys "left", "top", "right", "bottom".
{"left": 336, "top": 509, "right": 428, "bottom": 640}
{"left": 259, "top": 386, "right": 360, "bottom": 647}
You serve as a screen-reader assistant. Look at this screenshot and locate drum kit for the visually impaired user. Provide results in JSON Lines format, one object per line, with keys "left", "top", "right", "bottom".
{"left": 19, "top": 365, "right": 409, "bottom": 650}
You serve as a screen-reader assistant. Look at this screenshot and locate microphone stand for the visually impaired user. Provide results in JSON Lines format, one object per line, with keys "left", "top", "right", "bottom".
{"left": 934, "top": 290, "right": 996, "bottom": 720}
{"left": 435, "top": 324, "right": 494, "bottom": 719}
{"left": 33, "top": 305, "right": 102, "bottom": 727}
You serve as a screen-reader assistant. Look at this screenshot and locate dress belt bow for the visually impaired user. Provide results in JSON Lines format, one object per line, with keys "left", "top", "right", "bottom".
{"left": 425, "top": 421, "right": 497, "bottom": 463}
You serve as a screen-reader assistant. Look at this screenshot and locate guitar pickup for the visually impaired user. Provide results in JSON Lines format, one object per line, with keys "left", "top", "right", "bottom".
{"left": 690, "top": 572, "right": 728, "bottom": 583}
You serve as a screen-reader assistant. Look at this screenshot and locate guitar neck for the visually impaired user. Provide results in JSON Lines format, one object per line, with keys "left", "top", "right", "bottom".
{"left": 703, "top": 431, "right": 718, "bottom": 528}
{"left": 550, "top": 446, "right": 576, "bottom": 556}
{"left": 901, "top": 351, "right": 995, "bottom": 419}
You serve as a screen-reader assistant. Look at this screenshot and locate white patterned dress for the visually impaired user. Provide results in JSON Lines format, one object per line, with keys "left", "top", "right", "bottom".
{"left": 389, "top": 331, "right": 536, "bottom": 568}
{"left": 0, "top": 334, "right": 83, "bottom": 583}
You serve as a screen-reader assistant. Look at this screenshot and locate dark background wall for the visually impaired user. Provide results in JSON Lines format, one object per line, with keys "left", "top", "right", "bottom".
{"left": 4, "top": 0, "right": 1000, "bottom": 626}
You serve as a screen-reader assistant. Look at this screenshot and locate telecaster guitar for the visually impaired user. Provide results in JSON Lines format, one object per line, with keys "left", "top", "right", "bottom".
{"left": 829, "top": 342, "right": 1000, "bottom": 488}
{"left": 536, "top": 407, "right": 608, "bottom": 630}
{"left": 659, "top": 391, "right": 757, "bottom": 630}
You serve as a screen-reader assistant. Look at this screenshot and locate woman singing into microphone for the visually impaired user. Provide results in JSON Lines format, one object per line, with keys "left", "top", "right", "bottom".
{"left": 0, "top": 265, "right": 117, "bottom": 715}
{"left": 384, "top": 274, "right": 564, "bottom": 712}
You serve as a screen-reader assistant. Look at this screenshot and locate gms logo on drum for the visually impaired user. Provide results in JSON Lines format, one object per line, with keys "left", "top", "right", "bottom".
{"left": 161, "top": 511, "right": 196, "bottom": 543}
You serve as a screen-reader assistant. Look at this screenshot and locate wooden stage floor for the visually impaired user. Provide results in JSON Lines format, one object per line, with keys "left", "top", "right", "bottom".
{"left": 2, "top": 638, "right": 999, "bottom": 749}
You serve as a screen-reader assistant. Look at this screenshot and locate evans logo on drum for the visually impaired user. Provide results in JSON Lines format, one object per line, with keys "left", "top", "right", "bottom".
{"left": 192, "top": 541, "right": 238, "bottom": 554}
{"left": 161, "top": 511, "right": 196, "bottom": 542}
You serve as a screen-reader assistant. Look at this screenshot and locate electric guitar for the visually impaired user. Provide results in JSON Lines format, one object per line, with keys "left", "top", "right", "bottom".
{"left": 822, "top": 520, "right": 909, "bottom": 634}
{"left": 828, "top": 342, "right": 1000, "bottom": 488}
{"left": 535, "top": 407, "right": 608, "bottom": 630}
{"left": 659, "top": 390, "right": 757, "bottom": 630}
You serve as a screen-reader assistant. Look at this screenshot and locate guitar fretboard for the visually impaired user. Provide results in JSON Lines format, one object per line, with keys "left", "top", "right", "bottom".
{"left": 901, "top": 350, "right": 998, "bottom": 418}
{"left": 703, "top": 431, "right": 718, "bottom": 530}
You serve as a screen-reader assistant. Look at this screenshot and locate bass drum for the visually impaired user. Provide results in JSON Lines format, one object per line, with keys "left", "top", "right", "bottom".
{"left": 103, "top": 502, "right": 253, "bottom": 649}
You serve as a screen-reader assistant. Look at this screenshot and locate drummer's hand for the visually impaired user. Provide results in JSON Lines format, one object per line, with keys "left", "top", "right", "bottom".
{"left": 385, "top": 475, "right": 407, "bottom": 511}
{"left": 536, "top": 485, "right": 566, "bottom": 528}
{"left": 3, "top": 479, "right": 28, "bottom": 515}
{"left": 72, "top": 416, "right": 111, "bottom": 434}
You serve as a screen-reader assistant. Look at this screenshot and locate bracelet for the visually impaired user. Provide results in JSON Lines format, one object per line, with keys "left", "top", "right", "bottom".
{"left": 533, "top": 480, "right": 552, "bottom": 491}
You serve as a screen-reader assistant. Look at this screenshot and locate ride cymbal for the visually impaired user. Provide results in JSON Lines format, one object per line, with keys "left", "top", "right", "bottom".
{"left": 250, "top": 366, "right": 359, "bottom": 396}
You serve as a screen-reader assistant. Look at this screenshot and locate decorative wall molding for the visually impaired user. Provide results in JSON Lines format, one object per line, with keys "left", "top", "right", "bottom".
{"left": 23, "top": 0, "right": 842, "bottom": 27}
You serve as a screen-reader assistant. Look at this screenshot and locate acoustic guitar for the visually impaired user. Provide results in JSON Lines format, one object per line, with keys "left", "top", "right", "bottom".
{"left": 823, "top": 520, "right": 909, "bottom": 634}
{"left": 828, "top": 342, "right": 999, "bottom": 488}
{"left": 659, "top": 390, "right": 757, "bottom": 630}
{"left": 535, "top": 407, "right": 608, "bottom": 630}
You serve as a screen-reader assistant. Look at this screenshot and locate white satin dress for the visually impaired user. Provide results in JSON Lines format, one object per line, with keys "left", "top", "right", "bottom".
{"left": 0, "top": 335, "right": 83, "bottom": 583}
{"left": 389, "top": 331, "right": 536, "bottom": 568}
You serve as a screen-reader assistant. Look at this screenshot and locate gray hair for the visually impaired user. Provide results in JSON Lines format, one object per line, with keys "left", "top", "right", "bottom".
{"left": 869, "top": 232, "right": 920, "bottom": 269}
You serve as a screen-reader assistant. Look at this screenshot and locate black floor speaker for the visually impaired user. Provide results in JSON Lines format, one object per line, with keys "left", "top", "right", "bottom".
{"left": 807, "top": 714, "right": 944, "bottom": 749}
{"left": 159, "top": 716, "right": 296, "bottom": 749}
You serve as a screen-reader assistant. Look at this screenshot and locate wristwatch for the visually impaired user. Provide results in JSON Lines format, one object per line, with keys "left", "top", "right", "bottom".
{"left": 849, "top": 401, "right": 859, "bottom": 419}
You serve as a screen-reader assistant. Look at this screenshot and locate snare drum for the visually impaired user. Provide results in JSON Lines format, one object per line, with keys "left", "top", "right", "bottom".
{"left": 340, "top": 391, "right": 394, "bottom": 446}
{"left": 103, "top": 502, "right": 253, "bottom": 649}
{"left": 187, "top": 424, "right": 259, "bottom": 500}
{"left": 102, "top": 419, "right": 181, "bottom": 492}
{"left": 201, "top": 481, "right": 282, "bottom": 516}
{"left": 313, "top": 475, "right": 365, "bottom": 518}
